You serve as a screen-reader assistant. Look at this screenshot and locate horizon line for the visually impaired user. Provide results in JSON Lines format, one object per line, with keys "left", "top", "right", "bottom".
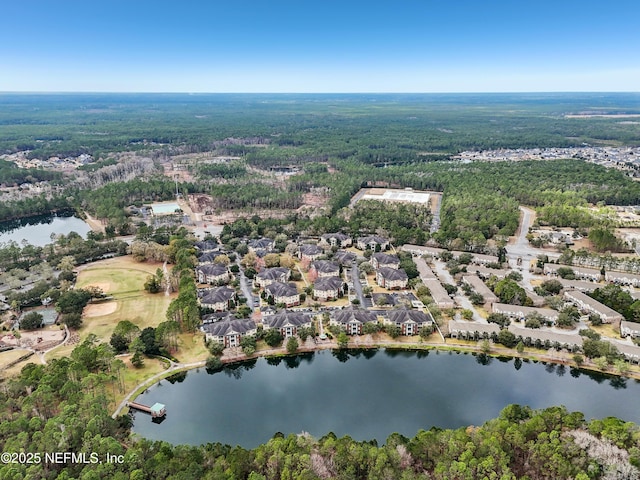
{"left": 1, "top": 90, "right": 640, "bottom": 95}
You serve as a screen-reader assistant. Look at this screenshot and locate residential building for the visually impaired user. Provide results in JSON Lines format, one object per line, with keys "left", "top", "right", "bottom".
{"left": 199, "top": 286, "right": 237, "bottom": 311}
{"left": 620, "top": 320, "right": 640, "bottom": 338}
{"left": 371, "top": 252, "right": 400, "bottom": 270}
{"left": 376, "top": 267, "right": 408, "bottom": 290}
{"left": 262, "top": 311, "right": 313, "bottom": 337}
{"left": 255, "top": 267, "right": 291, "bottom": 288}
{"left": 605, "top": 271, "right": 640, "bottom": 287}
{"left": 448, "top": 320, "right": 500, "bottom": 339}
{"left": 331, "top": 309, "right": 379, "bottom": 335}
{"left": 195, "top": 240, "right": 219, "bottom": 253}
{"left": 333, "top": 250, "right": 357, "bottom": 265}
{"left": 492, "top": 303, "right": 559, "bottom": 323}
{"left": 312, "top": 276, "right": 345, "bottom": 301}
{"left": 563, "top": 290, "right": 624, "bottom": 324}
{"left": 461, "top": 275, "right": 499, "bottom": 305}
{"left": 466, "top": 265, "right": 510, "bottom": 280}
{"left": 248, "top": 238, "right": 275, "bottom": 256}
{"left": 309, "top": 260, "right": 340, "bottom": 278}
{"left": 320, "top": 232, "right": 352, "bottom": 248}
{"left": 265, "top": 282, "right": 300, "bottom": 307}
{"left": 507, "top": 325, "right": 583, "bottom": 349}
{"left": 414, "top": 257, "right": 437, "bottom": 280}
{"left": 544, "top": 263, "right": 601, "bottom": 282}
{"left": 422, "top": 279, "right": 456, "bottom": 309}
{"left": 557, "top": 278, "right": 600, "bottom": 292}
{"left": 195, "top": 264, "right": 230, "bottom": 285}
{"left": 384, "top": 309, "right": 433, "bottom": 335}
{"left": 198, "top": 252, "right": 225, "bottom": 264}
{"left": 298, "top": 244, "right": 325, "bottom": 262}
{"left": 356, "top": 235, "right": 390, "bottom": 251}
{"left": 401, "top": 244, "right": 445, "bottom": 258}
{"left": 201, "top": 319, "right": 257, "bottom": 347}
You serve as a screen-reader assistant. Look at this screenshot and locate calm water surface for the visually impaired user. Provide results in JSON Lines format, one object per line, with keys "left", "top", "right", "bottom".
{"left": 0, "top": 214, "right": 91, "bottom": 246}
{"left": 132, "top": 349, "right": 640, "bottom": 448}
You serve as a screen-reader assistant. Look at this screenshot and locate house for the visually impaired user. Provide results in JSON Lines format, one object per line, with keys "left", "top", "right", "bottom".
{"left": 448, "top": 320, "right": 500, "bottom": 339}
{"left": 492, "top": 303, "right": 559, "bottom": 323}
{"left": 401, "top": 244, "right": 446, "bottom": 258}
{"left": 201, "top": 319, "right": 257, "bottom": 347}
{"left": 199, "top": 286, "right": 237, "bottom": 311}
{"left": 248, "top": 238, "right": 275, "bottom": 256}
{"left": 461, "top": 275, "right": 499, "bottom": 305}
{"left": 563, "top": 290, "right": 624, "bottom": 324}
{"left": 265, "top": 282, "right": 300, "bottom": 307}
{"left": 312, "top": 276, "right": 346, "bottom": 301}
{"left": 384, "top": 309, "right": 433, "bottom": 335}
{"left": 331, "top": 309, "right": 379, "bottom": 335}
{"left": 557, "top": 278, "right": 599, "bottom": 292}
{"left": 356, "top": 235, "right": 389, "bottom": 251}
{"left": 620, "top": 320, "right": 640, "bottom": 338}
{"left": 320, "top": 232, "right": 352, "bottom": 248}
{"left": 298, "top": 244, "right": 324, "bottom": 262}
{"left": 309, "top": 260, "right": 340, "bottom": 278}
{"left": 615, "top": 342, "right": 640, "bottom": 363}
{"left": 543, "top": 263, "right": 601, "bottom": 282}
{"left": 255, "top": 267, "right": 291, "bottom": 288}
{"left": 198, "top": 252, "right": 225, "bottom": 264}
{"left": 414, "top": 257, "right": 437, "bottom": 280}
{"left": 466, "top": 265, "right": 510, "bottom": 280}
{"left": 371, "top": 252, "right": 400, "bottom": 270}
{"left": 195, "top": 264, "right": 230, "bottom": 285}
{"left": 333, "top": 250, "right": 357, "bottom": 266}
{"left": 195, "top": 240, "right": 219, "bottom": 253}
{"left": 605, "top": 271, "right": 640, "bottom": 287}
{"left": 451, "top": 252, "right": 499, "bottom": 265}
{"left": 507, "top": 325, "right": 583, "bottom": 349}
{"left": 422, "top": 279, "right": 456, "bottom": 309}
{"left": 376, "top": 267, "right": 408, "bottom": 290}
{"left": 262, "top": 311, "right": 313, "bottom": 337}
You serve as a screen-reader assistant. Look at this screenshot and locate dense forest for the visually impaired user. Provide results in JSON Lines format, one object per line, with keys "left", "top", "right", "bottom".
{"left": 1, "top": 341, "right": 640, "bottom": 479}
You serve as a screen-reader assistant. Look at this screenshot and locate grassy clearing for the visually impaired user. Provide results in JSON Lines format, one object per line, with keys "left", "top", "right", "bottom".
{"left": 74, "top": 256, "right": 176, "bottom": 344}
{"left": 0, "top": 349, "right": 33, "bottom": 368}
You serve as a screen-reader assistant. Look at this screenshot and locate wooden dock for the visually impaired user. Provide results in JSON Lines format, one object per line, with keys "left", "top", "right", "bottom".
{"left": 127, "top": 401, "right": 167, "bottom": 418}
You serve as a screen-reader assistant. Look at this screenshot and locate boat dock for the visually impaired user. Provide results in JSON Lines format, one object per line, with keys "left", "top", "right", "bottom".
{"left": 127, "top": 401, "right": 167, "bottom": 418}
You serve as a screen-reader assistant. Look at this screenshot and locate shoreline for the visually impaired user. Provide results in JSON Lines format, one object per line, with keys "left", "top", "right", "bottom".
{"left": 113, "top": 335, "right": 640, "bottom": 418}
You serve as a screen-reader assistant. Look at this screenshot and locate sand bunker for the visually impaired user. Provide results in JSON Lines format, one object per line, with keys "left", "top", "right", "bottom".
{"left": 83, "top": 301, "right": 117, "bottom": 318}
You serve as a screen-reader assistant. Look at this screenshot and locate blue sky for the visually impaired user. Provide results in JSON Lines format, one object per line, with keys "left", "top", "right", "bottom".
{"left": 1, "top": 0, "right": 638, "bottom": 92}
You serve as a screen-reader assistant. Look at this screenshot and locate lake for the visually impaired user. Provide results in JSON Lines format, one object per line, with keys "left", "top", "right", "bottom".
{"left": 0, "top": 214, "right": 91, "bottom": 247}
{"left": 132, "top": 349, "right": 640, "bottom": 448}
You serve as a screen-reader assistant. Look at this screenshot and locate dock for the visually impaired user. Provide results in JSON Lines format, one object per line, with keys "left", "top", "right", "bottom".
{"left": 127, "top": 401, "right": 167, "bottom": 418}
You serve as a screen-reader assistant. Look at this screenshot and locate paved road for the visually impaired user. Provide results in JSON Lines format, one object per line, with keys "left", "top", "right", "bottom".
{"left": 238, "top": 266, "right": 258, "bottom": 312}
{"left": 350, "top": 264, "right": 367, "bottom": 306}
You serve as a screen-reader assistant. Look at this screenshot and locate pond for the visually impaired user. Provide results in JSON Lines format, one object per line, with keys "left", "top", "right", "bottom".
{"left": 0, "top": 214, "right": 92, "bottom": 247}
{"left": 131, "top": 349, "right": 640, "bottom": 448}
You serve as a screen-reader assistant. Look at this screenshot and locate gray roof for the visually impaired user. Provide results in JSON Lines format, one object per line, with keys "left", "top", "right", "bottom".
{"left": 257, "top": 267, "right": 290, "bottom": 281}
{"left": 321, "top": 232, "right": 350, "bottom": 242}
{"left": 202, "top": 319, "right": 255, "bottom": 337}
{"left": 620, "top": 320, "right": 640, "bottom": 333}
{"left": 299, "top": 244, "right": 324, "bottom": 256}
{"left": 310, "top": 260, "right": 340, "bottom": 274}
{"left": 313, "top": 276, "right": 345, "bottom": 291}
{"left": 448, "top": 320, "right": 500, "bottom": 335}
{"left": 249, "top": 238, "right": 274, "bottom": 249}
{"left": 372, "top": 252, "right": 400, "bottom": 266}
{"left": 377, "top": 267, "right": 408, "bottom": 281}
{"left": 264, "top": 311, "right": 312, "bottom": 329}
{"left": 198, "top": 252, "right": 225, "bottom": 263}
{"left": 333, "top": 250, "right": 356, "bottom": 265}
{"left": 196, "top": 264, "right": 228, "bottom": 277}
{"left": 195, "top": 240, "right": 218, "bottom": 252}
{"left": 358, "top": 235, "right": 388, "bottom": 245}
{"left": 202, "top": 312, "right": 234, "bottom": 324}
{"left": 200, "top": 286, "right": 236, "bottom": 304}
{"left": 387, "top": 309, "right": 432, "bottom": 325}
{"left": 508, "top": 325, "right": 583, "bottom": 348}
{"left": 462, "top": 275, "right": 499, "bottom": 302}
{"left": 265, "top": 282, "right": 298, "bottom": 297}
{"left": 332, "top": 309, "right": 378, "bottom": 324}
